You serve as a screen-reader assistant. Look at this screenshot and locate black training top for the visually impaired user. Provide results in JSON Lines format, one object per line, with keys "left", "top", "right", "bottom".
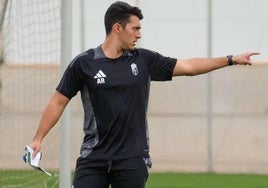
{"left": 56, "top": 46, "right": 177, "bottom": 161}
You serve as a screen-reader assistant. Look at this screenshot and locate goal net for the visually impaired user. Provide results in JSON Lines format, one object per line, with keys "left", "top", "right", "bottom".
{"left": 0, "top": 0, "right": 61, "bottom": 187}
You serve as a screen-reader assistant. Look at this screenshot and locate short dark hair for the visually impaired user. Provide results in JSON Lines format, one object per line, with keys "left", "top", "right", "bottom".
{"left": 104, "top": 1, "right": 143, "bottom": 35}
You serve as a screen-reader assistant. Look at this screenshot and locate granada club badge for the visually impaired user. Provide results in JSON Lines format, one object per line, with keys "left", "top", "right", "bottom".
{"left": 131, "top": 63, "right": 138, "bottom": 76}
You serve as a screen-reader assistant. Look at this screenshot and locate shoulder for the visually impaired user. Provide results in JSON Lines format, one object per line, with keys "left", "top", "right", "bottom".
{"left": 69, "top": 48, "right": 98, "bottom": 69}
{"left": 132, "top": 48, "right": 160, "bottom": 60}
{"left": 136, "top": 48, "right": 157, "bottom": 55}
{"left": 69, "top": 51, "right": 90, "bottom": 68}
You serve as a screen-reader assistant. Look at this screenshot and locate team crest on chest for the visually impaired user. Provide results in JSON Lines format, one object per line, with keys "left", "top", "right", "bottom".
{"left": 94, "top": 70, "right": 106, "bottom": 84}
{"left": 130, "top": 63, "right": 138, "bottom": 76}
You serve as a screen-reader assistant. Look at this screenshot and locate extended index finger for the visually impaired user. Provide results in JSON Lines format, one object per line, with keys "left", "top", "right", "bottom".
{"left": 249, "top": 51, "right": 261, "bottom": 56}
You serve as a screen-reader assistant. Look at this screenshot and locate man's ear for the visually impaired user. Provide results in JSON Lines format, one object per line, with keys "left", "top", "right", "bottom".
{"left": 112, "top": 23, "right": 122, "bottom": 34}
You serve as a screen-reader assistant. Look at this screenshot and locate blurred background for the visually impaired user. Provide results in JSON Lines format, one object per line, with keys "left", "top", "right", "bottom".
{"left": 0, "top": 0, "right": 268, "bottom": 187}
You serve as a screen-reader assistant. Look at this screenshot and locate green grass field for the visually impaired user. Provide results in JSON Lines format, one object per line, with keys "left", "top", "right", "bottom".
{"left": 147, "top": 173, "right": 268, "bottom": 188}
{"left": 1, "top": 170, "right": 268, "bottom": 188}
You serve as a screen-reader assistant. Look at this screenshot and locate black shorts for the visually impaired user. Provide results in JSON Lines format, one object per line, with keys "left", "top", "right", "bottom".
{"left": 72, "top": 158, "right": 150, "bottom": 188}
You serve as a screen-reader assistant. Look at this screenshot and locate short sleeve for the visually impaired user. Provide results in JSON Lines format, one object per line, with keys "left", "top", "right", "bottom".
{"left": 56, "top": 59, "right": 84, "bottom": 99}
{"left": 142, "top": 49, "right": 177, "bottom": 81}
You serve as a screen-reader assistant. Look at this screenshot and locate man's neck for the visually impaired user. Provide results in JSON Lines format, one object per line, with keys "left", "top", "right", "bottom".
{"left": 101, "top": 38, "right": 124, "bottom": 59}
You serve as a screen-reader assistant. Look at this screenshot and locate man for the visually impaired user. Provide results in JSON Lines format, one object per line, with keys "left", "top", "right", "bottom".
{"left": 28, "top": 1, "right": 259, "bottom": 188}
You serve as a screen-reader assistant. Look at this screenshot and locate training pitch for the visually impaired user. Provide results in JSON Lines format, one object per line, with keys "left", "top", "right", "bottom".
{"left": 1, "top": 170, "right": 268, "bottom": 188}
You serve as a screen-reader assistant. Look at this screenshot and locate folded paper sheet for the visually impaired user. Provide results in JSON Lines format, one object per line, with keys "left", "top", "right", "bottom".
{"left": 23, "top": 145, "right": 52, "bottom": 176}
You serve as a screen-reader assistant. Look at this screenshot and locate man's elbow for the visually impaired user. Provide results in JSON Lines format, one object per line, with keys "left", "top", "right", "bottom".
{"left": 180, "top": 67, "right": 200, "bottom": 76}
{"left": 173, "top": 60, "right": 200, "bottom": 76}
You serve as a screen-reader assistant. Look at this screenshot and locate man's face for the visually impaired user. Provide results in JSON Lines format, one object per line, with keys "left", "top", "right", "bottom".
{"left": 118, "top": 15, "right": 141, "bottom": 50}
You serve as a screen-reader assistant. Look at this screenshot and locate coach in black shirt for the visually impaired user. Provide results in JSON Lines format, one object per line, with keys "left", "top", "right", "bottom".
{"left": 28, "top": 1, "right": 259, "bottom": 188}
